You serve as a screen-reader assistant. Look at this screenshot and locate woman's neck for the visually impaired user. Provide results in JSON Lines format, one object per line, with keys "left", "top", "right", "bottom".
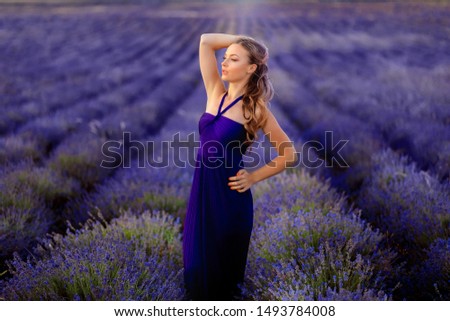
{"left": 227, "top": 82, "right": 246, "bottom": 100}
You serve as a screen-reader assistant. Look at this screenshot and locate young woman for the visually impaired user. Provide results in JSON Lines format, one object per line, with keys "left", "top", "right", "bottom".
{"left": 182, "top": 33, "right": 298, "bottom": 300}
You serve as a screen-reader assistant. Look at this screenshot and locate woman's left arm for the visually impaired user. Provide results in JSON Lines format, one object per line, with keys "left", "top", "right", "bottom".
{"left": 250, "top": 109, "right": 298, "bottom": 183}
{"left": 229, "top": 109, "right": 298, "bottom": 192}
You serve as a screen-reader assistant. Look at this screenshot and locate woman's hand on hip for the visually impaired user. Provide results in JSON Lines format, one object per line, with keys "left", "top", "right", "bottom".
{"left": 228, "top": 169, "right": 254, "bottom": 193}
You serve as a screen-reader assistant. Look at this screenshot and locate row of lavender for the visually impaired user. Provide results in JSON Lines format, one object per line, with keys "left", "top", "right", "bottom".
{"left": 259, "top": 4, "right": 449, "bottom": 299}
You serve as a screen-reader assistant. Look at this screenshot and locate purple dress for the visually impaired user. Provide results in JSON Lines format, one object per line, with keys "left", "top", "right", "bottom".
{"left": 182, "top": 92, "right": 254, "bottom": 300}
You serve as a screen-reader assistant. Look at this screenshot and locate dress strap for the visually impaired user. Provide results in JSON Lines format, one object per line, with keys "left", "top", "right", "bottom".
{"left": 217, "top": 92, "right": 244, "bottom": 117}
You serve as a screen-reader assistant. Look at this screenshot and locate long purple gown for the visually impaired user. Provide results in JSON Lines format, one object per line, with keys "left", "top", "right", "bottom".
{"left": 182, "top": 92, "right": 254, "bottom": 300}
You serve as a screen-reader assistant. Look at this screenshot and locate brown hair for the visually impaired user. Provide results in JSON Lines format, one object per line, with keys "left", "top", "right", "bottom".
{"left": 234, "top": 36, "right": 274, "bottom": 148}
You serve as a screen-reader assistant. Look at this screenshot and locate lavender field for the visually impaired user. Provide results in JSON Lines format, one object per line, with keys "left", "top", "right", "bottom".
{"left": 0, "top": 1, "right": 449, "bottom": 301}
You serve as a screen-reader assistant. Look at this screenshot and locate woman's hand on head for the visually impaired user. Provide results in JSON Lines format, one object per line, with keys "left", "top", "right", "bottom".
{"left": 228, "top": 169, "right": 255, "bottom": 193}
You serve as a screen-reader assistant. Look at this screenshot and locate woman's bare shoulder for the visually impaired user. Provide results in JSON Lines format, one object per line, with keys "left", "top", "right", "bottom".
{"left": 205, "top": 88, "right": 227, "bottom": 114}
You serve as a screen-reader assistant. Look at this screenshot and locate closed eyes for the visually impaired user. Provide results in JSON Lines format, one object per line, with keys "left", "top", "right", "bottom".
{"left": 223, "top": 56, "right": 238, "bottom": 61}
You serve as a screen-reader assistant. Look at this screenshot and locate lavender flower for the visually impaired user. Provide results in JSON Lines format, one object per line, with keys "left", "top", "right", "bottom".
{"left": 0, "top": 209, "right": 184, "bottom": 300}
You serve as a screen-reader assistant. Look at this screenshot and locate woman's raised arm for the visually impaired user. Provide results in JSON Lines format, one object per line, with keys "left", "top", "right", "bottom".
{"left": 199, "top": 33, "right": 241, "bottom": 98}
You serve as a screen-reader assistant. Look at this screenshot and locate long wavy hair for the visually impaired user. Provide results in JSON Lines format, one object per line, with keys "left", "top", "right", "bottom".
{"left": 234, "top": 36, "right": 274, "bottom": 148}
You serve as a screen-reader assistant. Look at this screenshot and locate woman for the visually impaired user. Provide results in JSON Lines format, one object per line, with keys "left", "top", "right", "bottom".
{"left": 182, "top": 33, "right": 298, "bottom": 300}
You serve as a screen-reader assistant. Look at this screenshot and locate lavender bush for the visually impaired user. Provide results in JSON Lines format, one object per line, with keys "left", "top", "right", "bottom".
{"left": 0, "top": 160, "right": 80, "bottom": 262}
{"left": 242, "top": 207, "right": 395, "bottom": 301}
{"left": 242, "top": 168, "right": 396, "bottom": 301}
{"left": 0, "top": 209, "right": 184, "bottom": 300}
{"left": 411, "top": 238, "right": 450, "bottom": 300}
{"left": 357, "top": 148, "right": 450, "bottom": 255}
{"left": 47, "top": 132, "right": 113, "bottom": 191}
{"left": 356, "top": 148, "right": 449, "bottom": 299}
{"left": 65, "top": 165, "right": 192, "bottom": 228}
{"left": 252, "top": 168, "right": 350, "bottom": 229}
{"left": 0, "top": 135, "right": 43, "bottom": 166}
{"left": 1, "top": 161, "right": 81, "bottom": 211}
{"left": 0, "top": 200, "right": 52, "bottom": 263}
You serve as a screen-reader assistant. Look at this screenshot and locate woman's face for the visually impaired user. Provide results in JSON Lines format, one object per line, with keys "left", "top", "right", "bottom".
{"left": 221, "top": 43, "right": 255, "bottom": 83}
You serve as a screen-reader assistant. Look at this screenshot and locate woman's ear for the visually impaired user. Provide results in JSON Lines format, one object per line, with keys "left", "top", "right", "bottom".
{"left": 247, "top": 64, "right": 257, "bottom": 74}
